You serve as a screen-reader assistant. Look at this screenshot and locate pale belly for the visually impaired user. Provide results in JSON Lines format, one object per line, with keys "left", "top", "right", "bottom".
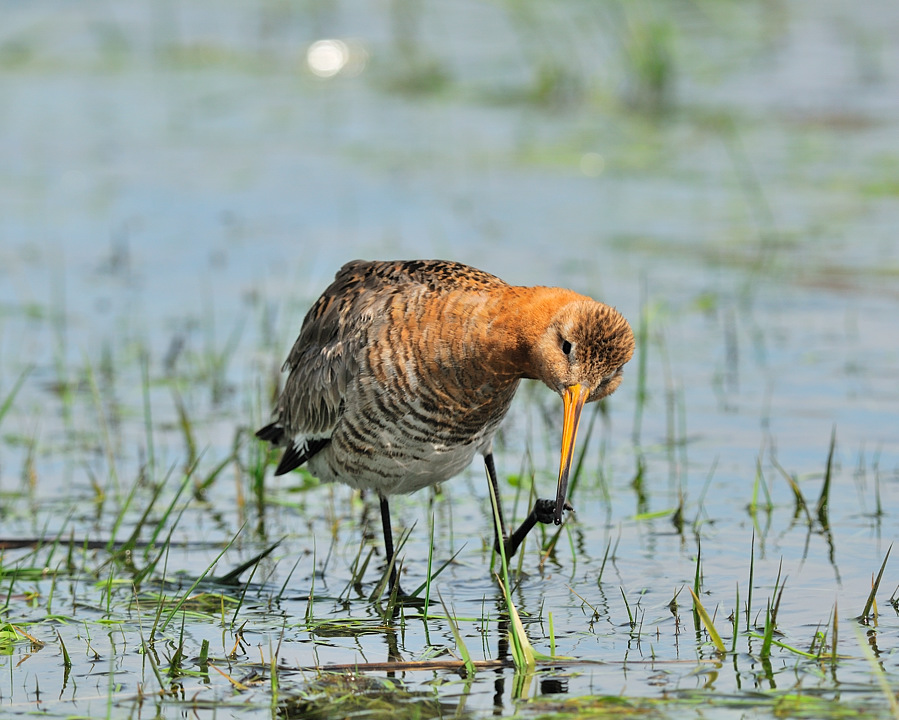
{"left": 304, "top": 375, "right": 517, "bottom": 496}
{"left": 307, "top": 439, "right": 484, "bottom": 496}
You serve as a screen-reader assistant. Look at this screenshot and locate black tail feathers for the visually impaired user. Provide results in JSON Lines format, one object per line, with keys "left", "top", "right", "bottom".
{"left": 256, "top": 423, "right": 330, "bottom": 477}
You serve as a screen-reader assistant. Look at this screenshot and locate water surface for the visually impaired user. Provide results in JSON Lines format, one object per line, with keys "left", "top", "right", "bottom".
{"left": 1, "top": 1, "right": 898, "bottom": 718}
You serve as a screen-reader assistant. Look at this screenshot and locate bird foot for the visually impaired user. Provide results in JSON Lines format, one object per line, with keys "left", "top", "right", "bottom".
{"left": 532, "top": 498, "right": 556, "bottom": 524}
{"left": 496, "top": 498, "right": 574, "bottom": 558}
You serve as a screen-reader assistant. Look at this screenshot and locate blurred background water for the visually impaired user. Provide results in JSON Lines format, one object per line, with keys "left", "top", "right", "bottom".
{"left": 1, "top": 1, "right": 898, "bottom": 717}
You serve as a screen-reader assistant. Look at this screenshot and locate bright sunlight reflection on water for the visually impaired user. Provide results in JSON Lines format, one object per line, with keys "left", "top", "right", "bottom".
{"left": 306, "top": 38, "right": 367, "bottom": 78}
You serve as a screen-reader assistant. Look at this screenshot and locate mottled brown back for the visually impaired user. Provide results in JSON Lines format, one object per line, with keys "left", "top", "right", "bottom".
{"left": 277, "top": 259, "right": 508, "bottom": 439}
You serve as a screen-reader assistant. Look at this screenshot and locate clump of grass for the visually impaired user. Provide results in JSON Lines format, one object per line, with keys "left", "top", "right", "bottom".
{"left": 568, "top": 585, "right": 601, "bottom": 622}
{"left": 620, "top": 11, "right": 676, "bottom": 115}
{"left": 748, "top": 457, "right": 773, "bottom": 517}
{"left": 341, "top": 543, "right": 374, "bottom": 599}
{"left": 381, "top": 0, "right": 450, "bottom": 96}
{"left": 279, "top": 673, "right": 449, "bottom": 720}
{"left": 770, "top": 447, "right": 810, "bottom": 522}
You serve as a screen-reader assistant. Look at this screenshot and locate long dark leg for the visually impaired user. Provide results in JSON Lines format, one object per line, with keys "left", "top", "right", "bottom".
{"left": 503, "top": 498, "right": 567, "bottom": 557}
{"left": 379, "top": 494, "right": 404, "bottom": 596}
{"left": 485, "top": 453, "right": 508, "bottom": 552}
{"left": 486, "top": 453, "right": 572, "bottom": 559}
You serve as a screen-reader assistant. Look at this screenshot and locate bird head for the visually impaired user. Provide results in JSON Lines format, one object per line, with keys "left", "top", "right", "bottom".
{"left": 532, "top": 300, "right": 635, "bottom": 523}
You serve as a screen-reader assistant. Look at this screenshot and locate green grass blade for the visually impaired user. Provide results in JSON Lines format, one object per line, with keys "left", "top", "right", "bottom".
{"left": 215, "top": 540, "right": 282, "bottom": 585}
{"left": 159, "top": 525, "right": 244, "bottom": 633}
{"left": 495, "top": 572, "right": 535, "bottom": 670}
{"left": 409, "top": 545, "right": 464, "bottom": 600}
{"left": 855, "top": 625, "right": 899, "bottom": 718}
{"left": 548, "top": 611, "right": 556, "bottom": 658}
{"left": 860, "top": 544, "right": 891, "bottom": 622}
{"left": 424, "top": 514, "right": 435, "bottom": 614}
{"left": 631, "top": 280, "right": 649, "bottom": 446}
{"left": 369, "top": 525, "right": 412, "bottom": 603}
{"left": 816, "top": 426, "right": 836, "bottom": 524}
{"left": 487, "top": 468, "right": 535, "bottom": 670}
{"left": 620, "top": 587, "right": 634, "bottom": 627}
{"left": 437, "top": 589, "right": 476, "bottom": 677}
{"left": 140, "top": 349, "right": 156, "bottom": 478}
{"left": 732, "top": 582, "right": 739, "bottom": 653}
{"left": 770, "top": 452, "right": 810, "bottom": 522}
{"left": 746, "top": 530, "right": 755, "bottom": 632}
{"left": 145, "top": 455, "right": 203, "bottom": 553}
{"left": 0, "top": 366, "right": 31, "bottom": 429}
{"left": 57, "top": 630, "right": 72, "bottom": 668}
{"left": 746, "top": 632, "right": 818, "bottom": 659}
{"left": 831, "top": 601, "right": 838, "bottom": 669}
{"left": 760, "top": 599, "right": 774, "bottom": 658}
{"left": 688, "top": 587, "right": 726, "bottom": 654}
{"left": 230, "top": 558, "right": 260, "bottom": 630}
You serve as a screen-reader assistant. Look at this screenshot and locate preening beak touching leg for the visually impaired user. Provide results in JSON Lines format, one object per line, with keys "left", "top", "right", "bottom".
{"left": 489, "top": 383, "right": 588, "bottom": 559}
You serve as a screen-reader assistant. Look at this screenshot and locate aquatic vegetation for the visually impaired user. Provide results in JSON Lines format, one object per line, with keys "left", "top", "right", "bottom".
{"left": 0, "top": 1, "right": 897, "bottom": 718}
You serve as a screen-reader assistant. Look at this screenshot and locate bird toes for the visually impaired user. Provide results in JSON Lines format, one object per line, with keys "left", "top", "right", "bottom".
{"left": 534, "top": 498, "right": 574, "bottom": 524}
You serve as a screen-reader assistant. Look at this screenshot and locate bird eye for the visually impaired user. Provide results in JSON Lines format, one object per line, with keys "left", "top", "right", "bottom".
{"left": 561, "top": 339, "right": 572, "bottom": 355}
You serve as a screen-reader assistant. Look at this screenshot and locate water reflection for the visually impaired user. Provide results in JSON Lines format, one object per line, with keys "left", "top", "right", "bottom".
{"left": 306, "top": 38, "right": 367, "bottom": 78}
{"left": 307, "top": 39, "right": 349, "bottom": 78}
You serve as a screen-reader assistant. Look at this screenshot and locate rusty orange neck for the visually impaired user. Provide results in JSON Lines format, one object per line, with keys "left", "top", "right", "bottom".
{"left": 479, "top": 286, "right": 586, "bottom": 381}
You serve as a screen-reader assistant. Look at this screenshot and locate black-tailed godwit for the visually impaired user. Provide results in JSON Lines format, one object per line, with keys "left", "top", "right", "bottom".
{"left": 257, "top": 259, "right": 634, "bottom": 595}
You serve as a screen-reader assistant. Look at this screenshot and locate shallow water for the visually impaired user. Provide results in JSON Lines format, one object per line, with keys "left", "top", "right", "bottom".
{"left": 1, "top": 1, "right": 898, "bottom": 718}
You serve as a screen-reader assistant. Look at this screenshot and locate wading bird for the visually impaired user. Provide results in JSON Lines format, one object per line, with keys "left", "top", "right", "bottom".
{"left": 257, "top": 259, "right": 634, "bottom": 595}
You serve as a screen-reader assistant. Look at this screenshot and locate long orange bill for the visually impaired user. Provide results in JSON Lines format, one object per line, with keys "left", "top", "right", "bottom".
{"left": 554, "top": 383, "right": 589, "bottom": 524}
